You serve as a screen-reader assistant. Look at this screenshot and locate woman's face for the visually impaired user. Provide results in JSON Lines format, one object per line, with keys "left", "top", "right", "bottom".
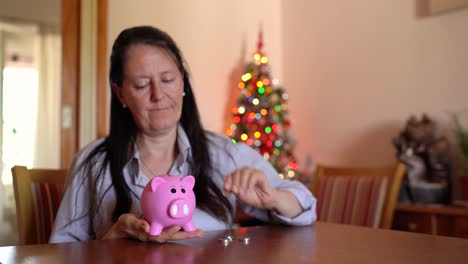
{"left": 114, "top": 44, "right": 184, "bottom": 135}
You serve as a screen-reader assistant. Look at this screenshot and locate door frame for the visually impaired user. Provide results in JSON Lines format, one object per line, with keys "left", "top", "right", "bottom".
{"left": 61, "top": 0, "right": 107, "bottom": 168}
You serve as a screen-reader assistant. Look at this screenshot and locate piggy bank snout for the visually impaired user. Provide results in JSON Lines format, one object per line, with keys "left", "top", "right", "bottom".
{"left": 168, "top": 198, "right": 192, "bottom": 219}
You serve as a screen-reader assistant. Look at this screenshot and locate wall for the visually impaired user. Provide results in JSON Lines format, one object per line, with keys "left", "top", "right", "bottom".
{"left": 283, "top": 0, "right": 468, "bottom": 170}
{"left": 109, "top": 0, "right": 282, "bottom": 131}
{"left": 109, "top": 1, "right": 468, "bottom": 189}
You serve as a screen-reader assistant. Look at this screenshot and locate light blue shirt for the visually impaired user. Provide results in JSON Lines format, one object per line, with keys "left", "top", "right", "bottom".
{"left": 50, "top": 125, "right": 316, "bottom": 243}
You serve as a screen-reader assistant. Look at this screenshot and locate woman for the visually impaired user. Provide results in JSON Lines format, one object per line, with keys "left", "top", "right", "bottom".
{"left": 50, "top": 26, "right": 316, "bottom": 243}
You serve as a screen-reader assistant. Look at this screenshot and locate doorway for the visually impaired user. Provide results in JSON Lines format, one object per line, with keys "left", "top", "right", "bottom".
{"left": 0, "top": 20, "right": 61, "bottom": 246}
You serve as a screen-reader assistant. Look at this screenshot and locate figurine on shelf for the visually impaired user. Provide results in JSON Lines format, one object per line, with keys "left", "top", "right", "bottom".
{"left": 298, "top": 153, "right": 315, "bottom": 186}
{"left": 393, "top": 114, "right": 451, "bottom": 204}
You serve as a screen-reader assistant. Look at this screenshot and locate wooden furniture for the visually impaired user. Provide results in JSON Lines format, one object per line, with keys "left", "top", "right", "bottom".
{"left": 392, "top": 204, "right": 468, "bottom": 239}
{"left": 310, "top": 163, "right": 406, "bottom": 229}
{"left": 1, "top": 223, "right": 467, "bottom": 264}
{"left": 11, "top": 166, "right": 68, "bottom": 245}
{"left": 60, "top": 0, "right": 109, "bottom": 168}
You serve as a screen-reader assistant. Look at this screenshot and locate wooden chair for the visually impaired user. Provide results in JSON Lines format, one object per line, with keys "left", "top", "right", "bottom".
{"left": 11, "top": 165, "right": 67, "bottom": 245}
{"left": 309, "top": 163, "right": 405, "bottom": 229}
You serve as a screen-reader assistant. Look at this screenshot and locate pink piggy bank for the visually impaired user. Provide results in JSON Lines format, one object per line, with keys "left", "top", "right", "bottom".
{"left": 141, "top": 175, "right": 196, "bottom": 236}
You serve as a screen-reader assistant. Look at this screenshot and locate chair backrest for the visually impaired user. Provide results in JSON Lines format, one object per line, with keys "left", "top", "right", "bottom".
{"left": 11, "top": 165, "right": 67, "bottom": 245}
{"left": 309, "top": 163, "right": 405, "bottom": 229}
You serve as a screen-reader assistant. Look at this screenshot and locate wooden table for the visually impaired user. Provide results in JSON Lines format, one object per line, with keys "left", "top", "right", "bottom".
{"left": 393, "top": 204, "right": 468, "bottom": 238}
{"left": 1, "top": 222, "right": 467, "bottom": 264}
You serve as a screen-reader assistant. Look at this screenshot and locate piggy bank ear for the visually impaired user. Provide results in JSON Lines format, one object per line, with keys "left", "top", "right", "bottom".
{"left": 181, "top": 175, "right": 195, "bottom": 189}
{"left": 150, "top": 177, "right": 167, "bottom": 192}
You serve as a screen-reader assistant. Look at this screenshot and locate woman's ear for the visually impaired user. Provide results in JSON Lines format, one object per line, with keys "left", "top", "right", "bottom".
{"left": 111, "top": 82, "right": 126, "bottom": 106}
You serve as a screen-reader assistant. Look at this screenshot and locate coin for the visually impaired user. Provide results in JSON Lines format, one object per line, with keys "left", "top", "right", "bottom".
{"left": 218, "top": 237, "right": 230, "bottom": 246}
{"left": 239, "top": 236, "right": 251, "bottom": 244}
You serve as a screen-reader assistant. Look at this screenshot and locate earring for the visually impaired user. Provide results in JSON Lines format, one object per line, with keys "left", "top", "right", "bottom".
{"left": 182, "top": 92, "right": 186, "bottom": 96}
{"left": 122, "top": 104, "right": 127, "bottom": 108}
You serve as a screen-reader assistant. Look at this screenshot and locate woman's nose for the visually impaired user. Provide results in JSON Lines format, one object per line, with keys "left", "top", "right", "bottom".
{"left": 150, "top": 82, "right": 163, "bottom": 101}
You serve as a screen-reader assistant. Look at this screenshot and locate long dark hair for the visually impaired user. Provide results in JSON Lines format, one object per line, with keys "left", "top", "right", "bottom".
{"left": 82, "top": 26, "right": 232, "bottom": 223}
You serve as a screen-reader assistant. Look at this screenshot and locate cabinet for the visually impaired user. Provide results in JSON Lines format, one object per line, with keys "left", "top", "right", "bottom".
{"left": 392, "top": 204, "right": 468, "bottom": 239}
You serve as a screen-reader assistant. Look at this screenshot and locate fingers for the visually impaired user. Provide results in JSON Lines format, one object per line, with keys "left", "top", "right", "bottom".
{"left": 129, "top": 215, "right": 150, "bottom": 233}
{"left": 159, "top": 226, "right": 182, "bottom": 242}
{"left": 223, "top": 167, "right": 279, "bottom": 210}
{"left": 246, "top": 171, "right": 258, "bottom": 190}
{"left": 103, "top": 213, "right": 150, "bottom": 241}
{"left": 239, "top": 168, "right": 251, "bottom": 193}
{"left": 146, "top": 227, "right": 203, "bottom": 243}
{"left": 232, "top": 169, "right": 242, "bottom": 193}
{"left": 105, "top": 214, "right": 204, "bottom": 243}
{"left": 224, "top": 171, "right": 233, "bottom": 192}
{"left": 170, "top": 229, "right": 203, "bottom": 240}
{"left": 147, "top": 226, "right": 181, "bottom": 243}
{"left": 225, "top": 167, "right": 263, "bottom": 195}
{"left": 121, "top": 214, "right": 151, "bottom": 242}
{"left": 224, "top": 168, "right": 245, "bottom": 193}
{"left": 162, "top": 228, "right": 203, "bottom": 240}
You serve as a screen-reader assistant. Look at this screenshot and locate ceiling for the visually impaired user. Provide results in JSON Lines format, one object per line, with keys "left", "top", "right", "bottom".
{"left": 0, "top": 0, "right": 61, "bottom": 27}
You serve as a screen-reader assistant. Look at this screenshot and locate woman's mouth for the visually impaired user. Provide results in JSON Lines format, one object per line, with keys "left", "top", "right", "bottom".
{"left": 150, "top": 106, "right": 170, "bottom": 111}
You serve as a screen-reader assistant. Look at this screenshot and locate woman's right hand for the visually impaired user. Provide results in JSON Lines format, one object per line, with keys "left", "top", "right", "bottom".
{"left": 102, "top": 213, "right": 203, "bottom": 242}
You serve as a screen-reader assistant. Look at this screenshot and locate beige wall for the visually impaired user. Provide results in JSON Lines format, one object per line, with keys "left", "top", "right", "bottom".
{"left": 283, "top": 0, "right": 468, "bottom": 169}
{"left": 109, "top": 0, "right": 282, "bottom": 131}
{"left": 109, "top": 1, "right": 468, "bottom": 176}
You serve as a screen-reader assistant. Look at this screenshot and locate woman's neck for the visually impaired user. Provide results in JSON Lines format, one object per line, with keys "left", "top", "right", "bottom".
{"left": 136, "top": 127, "right": 179, "bottom": 177}
{"left": 137, "top": 130, "right": 177, "bottom": 155}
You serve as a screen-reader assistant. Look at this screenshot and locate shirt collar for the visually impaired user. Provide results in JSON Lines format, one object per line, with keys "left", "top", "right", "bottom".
{"left": 125, "top": 123, "right": 193, "bottom": 184}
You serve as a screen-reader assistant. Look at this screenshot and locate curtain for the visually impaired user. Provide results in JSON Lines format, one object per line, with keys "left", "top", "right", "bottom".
{"left": 33, "top": 25, "right": 61, "bottom": 168}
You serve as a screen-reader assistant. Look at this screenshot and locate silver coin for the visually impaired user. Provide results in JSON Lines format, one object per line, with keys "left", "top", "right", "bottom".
{"left": 239, "top": 236, "right": 251, "bottom": 244}
{"left": 218, "top": 237, "right": 230, "bottom": 246}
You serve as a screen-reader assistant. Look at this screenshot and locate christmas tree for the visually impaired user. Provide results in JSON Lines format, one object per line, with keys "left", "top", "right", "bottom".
{"left": 226, "top": 29, "right": 298, "bottom": 179}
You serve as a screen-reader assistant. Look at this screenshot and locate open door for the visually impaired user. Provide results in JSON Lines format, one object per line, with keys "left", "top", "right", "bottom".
{"left": 0, "top": 0, "right": 107, "bottom": 246}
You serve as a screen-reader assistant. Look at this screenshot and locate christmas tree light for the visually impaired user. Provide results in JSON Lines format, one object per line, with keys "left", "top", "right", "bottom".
{"left": 227, "top": 28, "right": 298, "bottom": 179}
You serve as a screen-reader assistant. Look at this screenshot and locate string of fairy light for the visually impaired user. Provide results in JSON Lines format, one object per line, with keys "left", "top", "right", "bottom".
{"left": 226, "top": 31, "right": 298, "bottom": 179}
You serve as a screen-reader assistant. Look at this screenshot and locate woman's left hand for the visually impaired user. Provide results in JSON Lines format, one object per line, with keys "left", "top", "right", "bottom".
{"left": 223, "top": 167, "right": 278, "bottom": 210}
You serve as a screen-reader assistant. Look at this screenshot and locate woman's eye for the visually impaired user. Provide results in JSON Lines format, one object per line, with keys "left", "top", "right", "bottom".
{"left": 136, "top": 83, "right": 149, "bottom": 89}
